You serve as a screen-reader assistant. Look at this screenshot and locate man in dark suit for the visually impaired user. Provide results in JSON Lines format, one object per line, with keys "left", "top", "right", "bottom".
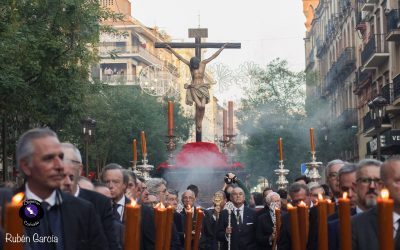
{"left": 60, "top": 142, "right": 121, "bottom": 250}
{"left": 325, "top": 160, "right": 345, "bottom": 202}
{"left": 16, "top": 128, "right": 107, "bottom": 250}
{"left": 256, "top": 192, "right": 281, "bottom": 250}
{"left": 352, "top": 157, "right": 400, "bottom": 250}
{"left": 327, "top": 163, "right": 357, "bottom": 250}
{"left": 278, "top": 183, "right": 310, "bottom": 250}
{"left": 217, "top": 187, "right": 257, "bottom": 250}
{"left": 102, "top": 164, "right": 155, "bottom": 250}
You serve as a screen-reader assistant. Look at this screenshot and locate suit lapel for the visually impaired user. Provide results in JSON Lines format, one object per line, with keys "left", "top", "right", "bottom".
{"left": 60, "top": 194, "right": 76, "bottom": 250}
{"left": 368, "top": 207, "right": 379, "bottom": 239}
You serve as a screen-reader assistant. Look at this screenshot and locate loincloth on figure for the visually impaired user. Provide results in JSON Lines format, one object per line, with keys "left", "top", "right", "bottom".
{"left": 184, "top": 83, "right": 210, "bottom": 106}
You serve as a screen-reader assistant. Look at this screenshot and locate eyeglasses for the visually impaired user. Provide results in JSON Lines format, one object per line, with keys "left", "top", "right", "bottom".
{"left": 357, "top": 177, "right": 382, "bottom": 185}
{"left": 182, "top": 196, "right": 194, "bottom": 200}
{"left": 65, "top": 159, "right": 82, "bottom": 165}
{"left": 328, "top": 172, "right": 338, "bottom": 178}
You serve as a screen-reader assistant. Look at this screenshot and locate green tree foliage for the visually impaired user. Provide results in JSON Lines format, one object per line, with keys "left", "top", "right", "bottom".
{"left": 0, "top": 1, "right": 191, "bottom": 178}
{"left": 237, "top": 59, "right": 309, "bottom": 186}
{"left": 84, "top": 85, "right": 192, "bottom": 170}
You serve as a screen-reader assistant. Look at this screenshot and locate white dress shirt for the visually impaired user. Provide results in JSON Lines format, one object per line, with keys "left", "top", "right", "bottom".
{"left": 25, "top": 183, "right": 57, "bottom": 208}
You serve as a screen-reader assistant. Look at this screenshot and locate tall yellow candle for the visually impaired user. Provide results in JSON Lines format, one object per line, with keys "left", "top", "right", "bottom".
{"left": 124, "top": 200, "right": 141, "bottom": 250}
{"left": 378, "top": 189, "right": 394, "bottom": 250}
{"left": 184, "top": 205, "right": 193, "bottom": 250}
{"left": 317, "top": 194, "right": 328, "bottom": 250}
{"left": 278, "top": 138, "right": 283, "bottom": 161}
{"left": 4, "top": 192, "right": 24, "bottom": 250}
{"left": 192, "top": 208, "right": 204, "bottom": 250}
{"left": 338, "top": 192, "right": 351, "bottom": 250}
{"left": 132, "top": 139, "right": 137, "bottom": 162}
{"left": 163, "top": 206, "right": 174, "bottom": 250}
{"left": 310, "top": 128, "right": 315, "bottom": 152}
{"left": 228, "top": 101, "right": 234, "bottom": 135}
{"left": 326, "top": 199, "right": 335, "bottom": 216}
{"left": 168, "top": 101, "right": 174, "bottom": 136}
{"left": 141, "top": 131, "right": 147, "bottom": 158}
{"left": 154, "top": 203, "right": 167, "bottom": 250}
{"left": 287, "top": 204, "right": 301, "bottom": 250}
{"left": 297, "top": 201, "right": 309, "bottom": 250}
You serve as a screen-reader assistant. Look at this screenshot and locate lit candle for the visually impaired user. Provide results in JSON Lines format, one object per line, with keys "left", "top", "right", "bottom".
{"left": 141, "top": 131, "right": 147, "bottom": 158}
{"left": 168, "top": 101, "right": 174, "bottom": 136}
{"left": 378, "top": 188, "right": 394, "bottom": 250}
{"left": 326, "top": 199, "right": 335, "bottom": 216}
{"left": 317, "top": 194, "right": 328, "bottom": 250}
{"left": 184, "top": 205, "right": 193, "bottom": 250}
{"left": 163, "top": 206, "right": 174, "bottom": 250}
{"left": 310, "top": 128, "right": 315, "bottom": 152}
{"left": 297, "top": 201, "right": 309, "bottom": 250}
{"left": 154, "top": 203, "right": 167, "bottom": 250}
{"left": 132, "top": 139, "right": 137, "bottom": 162}
{"left": 338, "top": 192, "right": 351, "bottom": 250}
{"left": 4, "top": 192, "right": 24, "bottom": 250}
{"left": 287, "top": 204, "right": 301, "bottom": 250}
{"left": 124, "top": 200, "right": 141, "bottom": 250}
{"left": 228, "top": 101, "right": 234, "bottom": 135}
{"left": 223, "top": 109, "right": 227, "bottom": 141}
{"left": 192, "top": 208, "right": 204, "bottom": 250}
{"left": 278, "top": 138, "right": 283, "bottom": 161}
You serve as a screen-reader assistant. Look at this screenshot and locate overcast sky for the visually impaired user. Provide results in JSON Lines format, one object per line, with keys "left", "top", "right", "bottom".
{"left": 132, "top": 0, "right": 307, "bottom": 71}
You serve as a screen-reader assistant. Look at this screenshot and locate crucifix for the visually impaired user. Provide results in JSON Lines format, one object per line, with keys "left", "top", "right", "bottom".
{"left": 155, "top": 28, "right": 241, "bottom": 142}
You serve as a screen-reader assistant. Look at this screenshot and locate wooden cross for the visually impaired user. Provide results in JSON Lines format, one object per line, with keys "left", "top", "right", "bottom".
{"left": 155, "top": 28, "right": 241, "bottom": 142}
{"left": 155, "top": 28, "right": 241, "bottom": 60}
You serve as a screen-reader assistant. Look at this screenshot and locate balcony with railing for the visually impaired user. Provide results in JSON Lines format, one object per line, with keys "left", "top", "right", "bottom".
{"left": 100, "top": 45, "right": 162, "bottom": 66}
{"left": 99, "top": 74, "right": 138, "bottom": 85}
{"left": 393, "top": 74, "right": 400, "bottom": 102}
{"left": 324, "top": 63, "right": 338, "bottom": 94}
{"left": 336, "top": 47, "right": 356, "bottom": 80}
{"left": 338, "top": 108, "right": 357, "bottom": 128}
{"left": 381, "top": 83, "right": 392, "bottom": 104}
{"left": 361, "top": 34, "right": 389, "bottom": 68}
{"left": 386, "top": 9, "right": 400, "bottom": 41}
{"left": 363, "top": 112, "right": 391, "bottom": 136}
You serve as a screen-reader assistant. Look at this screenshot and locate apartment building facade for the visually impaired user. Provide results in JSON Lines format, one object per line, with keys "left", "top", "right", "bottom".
{"left": 304, "top": 0, "right": 400, "bottom": 160}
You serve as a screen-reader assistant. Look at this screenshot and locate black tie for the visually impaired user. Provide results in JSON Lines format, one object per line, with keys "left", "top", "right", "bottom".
{"left": 112, "top": 203, "right": 121, "bottom": 221}
{"left": 236, "top": 209, "right": 242, "bottom": 225}
{"left": 30, "top": 202, "right": 53, "bottom": 250}
{"left": 395, "top": 219, "right": 400, "bottom": 249}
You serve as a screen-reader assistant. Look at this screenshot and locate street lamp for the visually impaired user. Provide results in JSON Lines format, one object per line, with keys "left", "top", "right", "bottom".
{"left": 82, "top": 117, "right": 96, "bottom": 177}
{"left": 368, "top": 96, "right": 388, "bottom": 160}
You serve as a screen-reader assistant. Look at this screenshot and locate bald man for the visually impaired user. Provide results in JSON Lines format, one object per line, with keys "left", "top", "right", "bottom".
{"left": 217, "top": 187, "right": 257, "bottom": 250}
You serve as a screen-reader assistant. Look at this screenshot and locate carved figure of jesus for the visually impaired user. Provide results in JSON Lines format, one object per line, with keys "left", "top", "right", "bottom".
{"left": 165, "top": 43, "right": 227, "bottom": 134}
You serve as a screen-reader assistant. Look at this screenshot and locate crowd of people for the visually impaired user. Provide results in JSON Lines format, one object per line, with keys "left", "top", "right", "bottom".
{"left": 1, "top": 127, "right": 400, "bottom": 250}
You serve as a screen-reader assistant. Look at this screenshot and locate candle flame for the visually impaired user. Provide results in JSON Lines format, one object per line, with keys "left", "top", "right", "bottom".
{"left": 12, "top": 192, "right": 24, "bottom": 204}
{"left": 287, "top": 203, "right": 294, "bottom": 209}
{"left": 318, "top": 193, "right": 324, "bottom": 201}
{"left": 381, "top": 188, "right": 389, "bottom": 200}
{"left": 343, "top": 192, "right": 348, "bottom": 199}
{"left": 154, "top": 202, "right": 165, "bottom": 209}
{"left": 130, "top": 199, "right": 137, "bottom": 206}
{"left": 326, "top": 199, "right": 332, "bottom": 203}
{"left": 298, "top": 201, "right": 307, "bottom": 207}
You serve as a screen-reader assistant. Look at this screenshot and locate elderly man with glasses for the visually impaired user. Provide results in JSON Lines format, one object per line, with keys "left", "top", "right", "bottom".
{"left": 353, "top": 159, "right": 383, "bottom": 213}
{"left": 325, "top": 159, "right": 345, "bottom": 201}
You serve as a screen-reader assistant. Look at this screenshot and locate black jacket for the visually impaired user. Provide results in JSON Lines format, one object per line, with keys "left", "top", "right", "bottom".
{"left": 216, "top": 207, "right": 257, "bottom": 250}
{"left": 78, "top": 188, "right": 121, "bottom": 250}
